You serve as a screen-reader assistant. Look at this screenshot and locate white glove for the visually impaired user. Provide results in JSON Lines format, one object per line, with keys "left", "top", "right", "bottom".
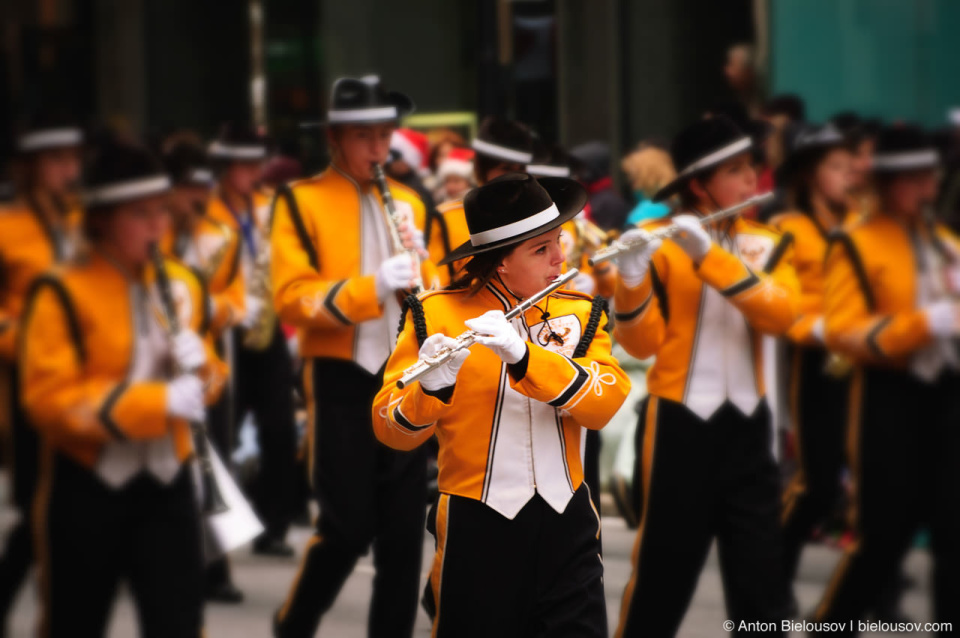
{"left": 375, "top": 254, "right": 417, "bottom": 301}
{"left": 166, "top": 374, "right": 205, "bottom": 422}
{"left": 417, "top": 333, "right": 471, "bottom": 392}
{"left": 172, "top": 330, "right": 207, "bottom": 372}
{"left": 465, "top": 310, "right": 528, "bottom": 364}
{"left": 398, "top": 221, "right": 428, "bottom": 260}
{"left": 810, "top": 317, "right": 826, "bottom": 344}
{"left": 571, "top": 271, "right": 596, "bottom": 296}
{"left": 924, "top": 300, "right": 960, "bottom": 338}
{"left": 241, "top": 295, "right": 264, "bottom": 329}
{"left": 671, "top": 215, "right": 712, "bottom": 262}
{"left": 616, "top": 229, "right": 663, "bottom": 289}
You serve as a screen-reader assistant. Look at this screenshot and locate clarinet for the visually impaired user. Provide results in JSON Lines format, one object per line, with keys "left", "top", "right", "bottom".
{"left": 150, "top": 245, "right": 228, "bottom": 515}
{"left": 372, "top": 163, "right": 424, "bottom": 295}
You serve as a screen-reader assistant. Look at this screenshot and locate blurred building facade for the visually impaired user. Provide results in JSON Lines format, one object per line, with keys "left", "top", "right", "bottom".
{"left": 2, "top": 0, "right": 958, "bottom": 166}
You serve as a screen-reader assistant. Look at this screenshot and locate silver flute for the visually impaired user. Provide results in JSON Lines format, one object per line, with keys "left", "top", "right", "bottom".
{"left": 397, "top": 269, "right": 579, "bottom": 389}
{"left": 588, "top": 192, "right": 775, "bottom": 266}
{"left": 372, "top": 162, "right": 424, "bottom": 294}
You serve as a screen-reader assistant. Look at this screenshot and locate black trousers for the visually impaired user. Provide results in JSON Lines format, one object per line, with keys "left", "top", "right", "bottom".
{"left": 781, "top": 346, "right": 850, "bottom": 585}
{"left": 275, "top": 359, "right": 426, "bottom": 638}
{"left": 432, "top": 485, "right": 606, "bottom": 638}
{"left": 617, "top": 398, "right": 787, "bottom": 638}
{"left": 814, "top": 368, "right": 960, "bottom": 635}
{"left": 231, "top": 324, "right": 298, "bottom": 540}
{"left": 0, "top": 367, "right": 37, "bottom": 627}
{"left": 36, "top": 454, "right": 204, "bottom": 638}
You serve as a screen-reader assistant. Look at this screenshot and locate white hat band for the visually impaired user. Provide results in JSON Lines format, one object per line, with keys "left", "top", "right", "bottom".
{"left": 469, "top": 203, "right": 559, "bottom": 246}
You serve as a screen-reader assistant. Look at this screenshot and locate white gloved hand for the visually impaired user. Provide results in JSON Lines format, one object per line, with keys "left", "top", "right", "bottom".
{"left": 172, "top": 330, "right": 207, "bottom": 372}
{"left": 417, "top": 333, "right": 471, "bottom": 392}
{"left": 924, "top": 300, "right": 960, "bottom": 338}
{"left": 398, "top": 221, "right": 428, "bottom": 260}
{"left": 465, "top": 310, "right": 528, "bottom": 364}
{"left": 616, "top": 228, "right": 663, "bottom": 289}
{"left": 810, "top": 317, "right": 826, "bottom": 344}
{"left": 166, "top": 374, "right": 205, "bottom": 422}
{"left": 670, "top": 215, "right": 712, "bottom": 262}
{"left": 240, "top": 295, "right": 264, "bottom": 329}
{"left": 375, "top": 254, "right": 417, "bottom": 301}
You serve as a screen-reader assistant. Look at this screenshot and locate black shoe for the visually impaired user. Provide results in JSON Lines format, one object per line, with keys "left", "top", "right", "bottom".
{"left": 253, "top": 534, "right": 296, "bottom": 558}
{"left": 205, "top": 582, "right": 245, "bottom": 604}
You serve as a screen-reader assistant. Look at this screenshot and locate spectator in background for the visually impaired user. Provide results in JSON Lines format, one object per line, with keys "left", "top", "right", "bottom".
{"left": 724, "top": 43, "right": 763, "bottom": 116}
{"left": 434, "top": 147, "right": 475, "bottom": 203}
{"left": 761, "top": 94, "right": 807, "bottom": 172}
{"left": 620, "top": 142, "right": 675, "bottom": 226}
{"left": 424, "top": 128, "right": 467, "bottom": 194}
{"left": 387, "top": 128, "right": 437, "bottom": 214}
{"left": 570, "top": 140, "right": 631, "bottom": 231}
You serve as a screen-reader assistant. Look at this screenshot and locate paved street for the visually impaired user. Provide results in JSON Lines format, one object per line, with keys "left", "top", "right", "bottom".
{"left": 2, "top": 503, "right": 937, "bottom": 637}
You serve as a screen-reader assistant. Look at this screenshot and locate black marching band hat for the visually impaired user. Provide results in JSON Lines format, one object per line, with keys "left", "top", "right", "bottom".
{"left": 777, "top": 122, "right": 847, "bottom": 184}
{"left": 653, "top": 115, "right": 754, "bottom": 202}
{"left": 871, "top": 125, "right": 940, "bottom": 173}
{"left": 526, "top": 142, "right": 573, "bottom": 178}
{"left": 84, "top": 141, "right": 171, "bottom": 211}
{"left": 439, "top": 172, "right": 587, "bottom": 266}
{"left": 164, "top": 140, "right": 215, "bottom": 187}
{"left": 302, "top": 75, "right": 415, "bottom": 129}
{"left": 207, "top": 122, "right": 268, "bottom": 163}
{"left": 15, "top": 111, "right": 84, "bottom": 155}
{"left": 471, "top": 117, "right": 535, "bottom": 165}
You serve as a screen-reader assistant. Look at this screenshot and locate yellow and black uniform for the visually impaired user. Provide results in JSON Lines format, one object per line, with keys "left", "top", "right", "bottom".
{"left": 270, "top": 165, "right": 434, "bottom": 638}
{"left": 21, "top": 251, "right": 223, "bottom": 638}
{"left": 813, "top": 212, "right": 960, "bottom": 630}
{"left": 206, "top": 187, "right": 299, "bottom": 548}
{"left": 425, "top": 197, "right": 468, "bottom": 288}
{"left": 374, "top": 280, "right": 629, "bottom": 637}
{"left": 0, "top": 194, "right": 81, "bottom": 624}
{"left": 614, "top": 215, "right": 799, "bottom": 637}
{"left": 771, "top": 203, "right": 853, "bottom": 588}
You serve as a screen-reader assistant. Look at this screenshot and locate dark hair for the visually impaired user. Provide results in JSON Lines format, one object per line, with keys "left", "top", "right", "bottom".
{"left": 448, "top": 244, "right": 517, "bottom": 294}
{"left": 678, "top": 167, "right": 719, "bottom": 210}
{"left": 788, "top": 146, "right": 833, "bottom": 214}
{"left": 474, "top": 154, "right": 523, "bottom": 184}
{"left": 763, "top": 94, "right": 806, "bottom": 122}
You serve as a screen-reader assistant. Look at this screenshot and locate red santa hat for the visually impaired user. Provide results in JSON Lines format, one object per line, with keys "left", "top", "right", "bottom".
{"left": 390, "top": 128, "right": 430, "bottom": 175}
{"left": 437, "top": 147, "right": 476, "bottom": 182}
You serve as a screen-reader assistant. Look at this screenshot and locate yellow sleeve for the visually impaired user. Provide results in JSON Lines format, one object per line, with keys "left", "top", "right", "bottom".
{"left": 509, "top": 310, "right": 631, "bottom": 430}
{"left": 823, "top": 236, "right": 930, "bottom": 362}
{"left": 21, "top": 283, "right": 172, "bottom": 444}
{"left": 208, "top": 234, "right": 245, "bottom": 333}
{"left": 271, "top": 189, "right": 384, "bottom": 328}
{"left": 613, "top": 254, "right": 668, "bottom": 360}
{"left": 695, "top": 241, "right": 800, "bottom": 335}
{"left": 0, "top": 315, "right": 17, "bottom": 362}
{"left": 372, "top": 306, "right": 452, "bottom": 450}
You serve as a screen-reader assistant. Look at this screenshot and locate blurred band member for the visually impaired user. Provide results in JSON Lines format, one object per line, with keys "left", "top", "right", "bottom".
{"left": 770, "top": 124, "right": 853, "bottom": 606}
{"left": 271, "top": 75, "right": 434, "bottom": 638}
{"left": 0, "top": 114, "right": 83, "bottom": 632}
{"left": 613, "top": 116, "right": 799, "bottom": 637}
{"left": 21, "top": 141, "right": 224, "bottom": 638}
{"left": 207, "top": 124, "right": 299, "bottom": 563}
{"left": 815, "top": 126, "right": 960, "bottom": 635}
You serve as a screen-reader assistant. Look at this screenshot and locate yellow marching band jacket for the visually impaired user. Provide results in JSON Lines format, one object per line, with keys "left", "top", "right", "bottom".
{"left": 270, "top": 166, "right": 436, "bottom": 361}
{"left": 823, "top": 211, "right": 960, "bottom": 369}
{"left": 613, "top": 215, "right": 800, "bottom": 419}
{"left": 373, "top": 279, "right": 631, "bottom": 517}
{"left": 20, "top": 252, "right": 226, "bottom": 470}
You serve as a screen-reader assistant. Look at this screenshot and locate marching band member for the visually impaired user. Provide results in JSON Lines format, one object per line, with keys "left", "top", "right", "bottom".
{"left": 270, "top": 75, "right": 433, "bottom": 638}
{"left": 613, "top": 116, "right": 799, "bottom": 637}
{"left": 770, "top": 123, "right": 854, "bottom": 606}
{"left": 373, "top": 173, "right": 630, "bottom": 637}
{"left": 207, "top": 123, "right": 298, "bottom": 560}
{"left": 426, "top": 116, "right": 534, "bottom": 287}
{"left": 814, "top": 126, "right": 960, "bottom": 634}
{"left": 0, "top": 114, "right": 83, "bottom": 632}
{"left": 162, "top": 139, "right": 242, "bottom": 335}
{"left": 21, "top": 141, "right": 223, "bottom": 637}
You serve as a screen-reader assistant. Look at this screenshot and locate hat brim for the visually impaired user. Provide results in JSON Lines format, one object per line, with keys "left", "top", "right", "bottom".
{"left": 652, "top": 139, "right": 755, "bottom": 203}
{"left": 301, "top": 91, "right": 415, "bottom": 129}
{"left": 438, "top": 177, "right": 587, "bottom": 266}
